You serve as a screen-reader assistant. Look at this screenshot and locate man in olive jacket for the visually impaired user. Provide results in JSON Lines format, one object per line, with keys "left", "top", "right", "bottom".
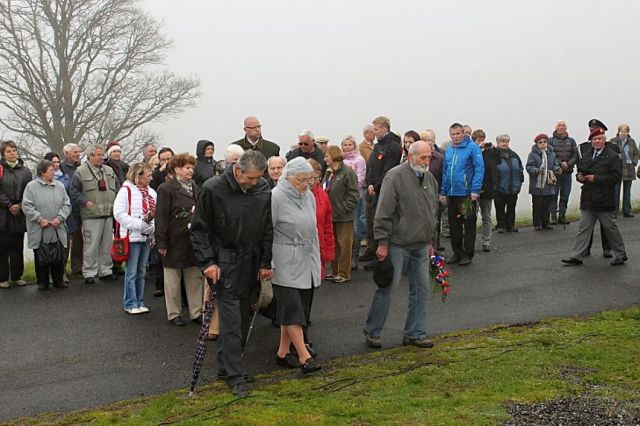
{"left": 69, "top": 144, "right": 119, "bottom": 283}
{"left": 190, "top": 150, "right": 273, "bottom": 398}
{"left": 364, "top": 142, "right": 438, "bottom": 349}
{"left": 232, "top": 116, "right": 280, "bottom": 163}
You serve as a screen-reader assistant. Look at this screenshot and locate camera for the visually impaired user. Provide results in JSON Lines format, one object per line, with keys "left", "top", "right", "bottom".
{"left": 97, "top": 178, "right": 107, "bottom": 191}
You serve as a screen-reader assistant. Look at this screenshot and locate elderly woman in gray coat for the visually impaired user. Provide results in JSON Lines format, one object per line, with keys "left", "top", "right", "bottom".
{"left": 271, "top": 157, "right": 322, "bottom": 374}
{"left": 22, "top": 160, "right": 71, "bottom": 290}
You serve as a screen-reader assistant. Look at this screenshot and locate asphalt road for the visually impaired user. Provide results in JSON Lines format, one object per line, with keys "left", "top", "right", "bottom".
{"left": 2, "top": 218, "right": 640, "bottom": 422}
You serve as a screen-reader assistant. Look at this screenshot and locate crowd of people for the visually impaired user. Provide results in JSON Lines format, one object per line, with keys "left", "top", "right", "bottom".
{"left": 0, "top": 114, "right": 634, "bottom": 397}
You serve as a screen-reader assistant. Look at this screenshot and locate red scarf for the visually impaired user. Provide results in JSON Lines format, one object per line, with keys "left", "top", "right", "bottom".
{"left": 137, "top": 185, "right": 155, "bottom": 215}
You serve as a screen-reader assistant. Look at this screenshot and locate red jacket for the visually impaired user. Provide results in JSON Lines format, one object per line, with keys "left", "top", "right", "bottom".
{"left": 311, "top": 183, "right": 334, "bottom": 264}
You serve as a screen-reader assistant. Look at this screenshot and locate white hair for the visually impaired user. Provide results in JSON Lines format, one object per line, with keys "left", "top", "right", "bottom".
{"left": 282, "top": 156, "right": 312, "bottom": 178}
{"left": 268, "top": 156, "right": 287, "bottom": 167}
{"left": 298, "top": 129, "right": 314, "bottom": 139}
{"left": 363, "top": 124, "right": 373, "bottom": 133}
{"left": 62, "top": 143, "right": 79, "bottom": 155}
{"left": 224, "top": 144, "right": 244, "bottom": 161}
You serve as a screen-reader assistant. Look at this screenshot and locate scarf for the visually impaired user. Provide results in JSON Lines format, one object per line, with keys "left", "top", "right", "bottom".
{"left": 176, "top": 176, "right": 194, "bottom": 198}
{"left": 535, "top": 149, "right": 548, "bottom": 190}
{"left": 137, "top": 185, "right": 156, "bottom": 215}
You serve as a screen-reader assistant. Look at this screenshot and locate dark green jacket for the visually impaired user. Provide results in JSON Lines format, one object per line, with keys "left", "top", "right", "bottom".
{"left": 323, "top": 163, "right": 359, "bottom": 223}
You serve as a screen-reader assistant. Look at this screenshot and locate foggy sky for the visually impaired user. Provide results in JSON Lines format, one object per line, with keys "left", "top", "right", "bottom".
{"left": 144, "top": 0, "right": 639, "bottom": 158}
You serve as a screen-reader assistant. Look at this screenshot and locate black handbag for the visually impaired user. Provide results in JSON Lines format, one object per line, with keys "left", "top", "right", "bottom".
{"left": 35, "top": 228, "right": 65, "bottom": 266}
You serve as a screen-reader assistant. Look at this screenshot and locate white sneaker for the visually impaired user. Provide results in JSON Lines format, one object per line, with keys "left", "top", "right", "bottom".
{"left": 0, "top": 281, "right": 9, "bottom": 289}
{"left": 125, "top": 307, "right": 142, "bottom": 315}
{"left": 138, "top": 306, "right": 150, "bottom": 314}
{"left": 13, "top": 280, "right": 27, "bottom": 286}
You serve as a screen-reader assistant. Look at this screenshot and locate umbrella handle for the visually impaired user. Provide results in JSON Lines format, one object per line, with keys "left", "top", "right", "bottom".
{"left": 241, "top": 308, "right": 260, "bottom": 358}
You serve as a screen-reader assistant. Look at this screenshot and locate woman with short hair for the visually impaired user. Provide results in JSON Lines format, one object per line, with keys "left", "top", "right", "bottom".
{"left": 113, "top": 163, "right": 157, "bottom": 314}
{"left": 155, "top": 153, "right": 204, "bottom": 326}
{"left": 22, "top": 160, "right": 71, "bottom": 290}
{"left": 323, "top": 145, "right": 359, "bottom": 283}
{"left": 0, "top": 140, "right": 32, "bottom": 289}
{"left": 610, "top": 124, "right": 639, "bottom": 217}
{"left": 271, "top": 157, "right": 322, "bottom": 374}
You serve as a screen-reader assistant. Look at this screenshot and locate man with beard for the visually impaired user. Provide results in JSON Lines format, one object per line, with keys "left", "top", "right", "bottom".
{"left": 190, "top": 150, "right": 273, "bottom": 398}
{"left": 561, "top": 127, "right": 627, "bottom": 266}
{"left": 363, "top": 141, "right": 438, "bottom": 349}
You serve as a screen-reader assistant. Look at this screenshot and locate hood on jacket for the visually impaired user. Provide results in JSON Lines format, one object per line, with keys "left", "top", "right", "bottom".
{"left": 196, "top": 140, "right": 214, "bottom": 161}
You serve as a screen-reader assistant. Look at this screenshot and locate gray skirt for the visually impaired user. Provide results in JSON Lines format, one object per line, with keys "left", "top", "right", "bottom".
{"left": 272, "top": 284, "right": 312, "bottom": 326}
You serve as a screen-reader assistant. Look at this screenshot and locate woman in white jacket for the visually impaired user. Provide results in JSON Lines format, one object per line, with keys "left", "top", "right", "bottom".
{"left": 113, "top": 163, "right": 157, "bottom": 315}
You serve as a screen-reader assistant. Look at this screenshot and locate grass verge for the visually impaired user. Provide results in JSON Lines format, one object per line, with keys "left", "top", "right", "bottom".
{"left": 6, "top": 307, "right": 640, "bottom": 425}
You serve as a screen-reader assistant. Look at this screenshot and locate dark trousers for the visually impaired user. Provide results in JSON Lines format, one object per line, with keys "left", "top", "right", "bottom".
{"left": 34, "top": 251, "right": 65, "bottom": 288}
{"left": 0, "top": 232, "right": 25, "bottom": 282}
{"left": 494, "top": 193, "right": 518, "bottom": 230}
{"left": 532, "top": 195, "right": 552, "bottom": 227}
{"left": 447, "top": 196, "right": 477, "bottom": 259}
{"left": 365, "top": 195, "right": 378, "bottom": 255}
{"left": 68, "top": 229, "right": 83, "bottom": 274}
{"left": 216, "top": 286, "right": 252, "bottom": 387}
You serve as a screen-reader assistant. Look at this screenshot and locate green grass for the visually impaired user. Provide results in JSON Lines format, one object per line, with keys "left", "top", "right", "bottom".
{"left": 8, "top": 307, "right": 640, "bottom": 425}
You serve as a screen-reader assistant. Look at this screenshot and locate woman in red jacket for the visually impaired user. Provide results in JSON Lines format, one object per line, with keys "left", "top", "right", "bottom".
{"left": 308, "top": 159, "right": 334, "bottom": 280}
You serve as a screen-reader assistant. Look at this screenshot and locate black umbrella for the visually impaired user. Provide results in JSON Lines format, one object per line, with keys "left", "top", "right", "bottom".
{"left": 188, "top": 280, "right": 216, "bottom": 396}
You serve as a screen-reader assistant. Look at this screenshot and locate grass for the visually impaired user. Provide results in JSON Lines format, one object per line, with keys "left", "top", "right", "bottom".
{"left": 7, "top": 307, "right": 640, "bottom": 425}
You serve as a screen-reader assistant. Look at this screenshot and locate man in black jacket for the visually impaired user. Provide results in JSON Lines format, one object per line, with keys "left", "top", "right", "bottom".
{"left": 562, "top": 127, "right": 627, "bottom": 266}
{"left": 232, "top": 116, "right": 280, "bottom": 162}
{"left": 190, "top": 150, "right": 273, "bottom": 398}
{"left": 360, "top": 116, "right": 402, "bottom": 265}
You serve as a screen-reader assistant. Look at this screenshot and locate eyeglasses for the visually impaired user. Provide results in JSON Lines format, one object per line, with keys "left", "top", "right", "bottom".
{"left": 245, "top": 125, "right": 262, "bottom": 130}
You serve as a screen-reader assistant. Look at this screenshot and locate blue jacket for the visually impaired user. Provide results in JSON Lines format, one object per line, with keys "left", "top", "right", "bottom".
{"left": 441, "top": 137, "right": 485, "bottom": 196}
{"left": 526, "top": 145, "right": 560, "bottom": 196}
{"left": 495, "top": 149, "right": 524, "bottom": 195}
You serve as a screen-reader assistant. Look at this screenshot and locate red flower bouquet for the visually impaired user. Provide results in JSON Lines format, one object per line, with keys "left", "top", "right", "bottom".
{"left": 430, "top": 254, "right": 450, "bottom": 302}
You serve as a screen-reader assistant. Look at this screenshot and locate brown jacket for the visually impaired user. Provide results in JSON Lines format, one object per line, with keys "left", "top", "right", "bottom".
{"left": 359, "top": 140, "right": 374, "bottom": 163}
{"left": 155, "top": 178, "right": 200, "bottom": 269}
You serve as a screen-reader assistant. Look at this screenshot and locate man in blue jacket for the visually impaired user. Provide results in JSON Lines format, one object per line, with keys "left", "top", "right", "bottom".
{"left": 439, "top": 123, "right": 485, "bottom": 265}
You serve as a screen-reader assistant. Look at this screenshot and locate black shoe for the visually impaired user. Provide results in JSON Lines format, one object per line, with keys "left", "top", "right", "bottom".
{"left": 363, "top": 263, "right": 376, "bottom": 271}
{"left": 53, "top": 282, "right": 68, "bottom": 289}
{"left": 402, "top": 337, "right": 435, "bottom": 348}
{"left": 482, "top": 245, "right": 490, "bottom": 252}
{"left": 113, "top": 268, "right": 125, "bottom": 276}
{"left": 458, "top": 257, "right": 471, "bottom": 266}
{"left": 84, "top": 277, "right": 96, "bottom": 284}
{"left": 611, "top": 256, "right": 628, "bottom": 266}
{"left": 230, "top": 382, "right": 250, "bottom": 398}
{"left": 363, "top": 329, "right": 382, "bottom": 348}
{"left": 99, "top": 274, "right": 117, "bottom": 281}
{"left": 543, "top": 225, "right": 554, "bottom": 230}
{"left": 191, "top": 315, "right": 203, "bottom": 324}
{"left": 170, "top": 316, "right": 186, "bottom": 326}
{"left": 358, "top": 252, "right": 375, "bottom": 262}
{"left": 602, "top": 250, "right": 613, "bottom": 258}
{"left": 276, "top": 353, "right": 300, "bottom": 369}
{"left": 508, "top": 227, "right": 519, "bottom": 233}
{"left": 623, "top": 213, "right": 634, "bottom": 218}
{"left": 446, "top": 255, "right": 461, "bottom": 264}
{"left": 558, "top": 216, "right": 570, "bottom": 224}
{"left": 561, "top": 257, "right": 583, "bottom": 266}
{"left": 37, "top": 283, "right": 49, "bottom": 291}
{"left": 153, "top": 290, "right": 164, "bottom": 297}
{"left": 301, "top": 357, "right": 321, "bottom": 375}
{"left": 217, "top": 370, "right": 227, "bottom": 380}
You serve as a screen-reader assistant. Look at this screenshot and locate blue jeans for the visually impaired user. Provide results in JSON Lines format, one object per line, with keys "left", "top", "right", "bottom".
{"left": 550, "top": 173, "right": 572, "bottom": 216}
{"left": 364, "top": 244, "right": 430, "bottom": 340}
{"left": 123, "top": 241, "right": 151, "bottom": 309}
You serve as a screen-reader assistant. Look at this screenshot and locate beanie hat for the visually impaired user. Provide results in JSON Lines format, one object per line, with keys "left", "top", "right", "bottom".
{"left": 107, "top": 144, "right": 122, "bottom": 156}
{"left": 534, "top": 133, "right": 549, "bottom": 143}
{"left": 588, "top": 127, "right": 605, "bottom": 141}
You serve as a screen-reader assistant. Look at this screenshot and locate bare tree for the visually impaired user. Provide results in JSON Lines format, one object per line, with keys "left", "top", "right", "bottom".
{"left": 0, "top": 0, "right": 201, "bottom": 162}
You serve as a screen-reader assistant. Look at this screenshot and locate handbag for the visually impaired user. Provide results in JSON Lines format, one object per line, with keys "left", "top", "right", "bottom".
{"left": 35, "top": 228, "right": 65, "bottom": 265}
{"left": 111, "top": 186, "right": 131, "bottom": 262}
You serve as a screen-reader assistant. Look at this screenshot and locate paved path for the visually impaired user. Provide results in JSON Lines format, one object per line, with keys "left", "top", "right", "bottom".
{"left": 1, "top": 218, "right": 640, "bottom": 422}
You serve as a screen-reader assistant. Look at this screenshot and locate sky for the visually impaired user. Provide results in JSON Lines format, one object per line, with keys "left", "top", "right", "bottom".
{"left": 143, "top": 0, "right": 640, "bottom": 158}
